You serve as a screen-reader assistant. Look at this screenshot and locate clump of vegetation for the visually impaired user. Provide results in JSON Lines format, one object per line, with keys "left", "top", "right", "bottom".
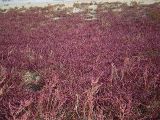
{"left": 0, "top": 2, "right": 160, "bottom": 120}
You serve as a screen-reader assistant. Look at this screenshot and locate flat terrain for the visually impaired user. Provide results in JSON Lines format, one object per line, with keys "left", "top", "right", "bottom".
{"left": 0, "top": 2, "right": 160, "bottom": 120}
{"left": 0, "top": 0, "right": 160, "bottom": 9}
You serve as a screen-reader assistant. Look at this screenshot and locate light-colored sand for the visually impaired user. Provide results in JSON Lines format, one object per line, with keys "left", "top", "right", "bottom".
{"left": 0, "top": 0, "right": 159, "bottom": 9}
{"left": 76, "top": 0, "right": 159, "bottom": 4}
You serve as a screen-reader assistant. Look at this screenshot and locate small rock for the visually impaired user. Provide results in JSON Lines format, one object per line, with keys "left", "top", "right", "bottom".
{"left": 22, "top": 71, "right": 43, "bottom": 92}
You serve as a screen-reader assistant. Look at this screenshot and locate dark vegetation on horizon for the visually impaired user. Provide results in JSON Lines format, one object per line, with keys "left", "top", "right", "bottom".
{"left": 0, "top": 2, "right": 160, "bottom": 120}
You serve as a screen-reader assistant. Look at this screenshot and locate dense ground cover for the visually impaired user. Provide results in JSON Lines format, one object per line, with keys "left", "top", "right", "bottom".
{"left": 0, "top": 2, "right": 160, "bottom": 120}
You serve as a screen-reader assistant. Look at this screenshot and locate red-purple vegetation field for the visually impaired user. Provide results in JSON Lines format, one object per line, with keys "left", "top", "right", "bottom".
{"left": 0, "top": 2, "right": 160, "bottom": 120}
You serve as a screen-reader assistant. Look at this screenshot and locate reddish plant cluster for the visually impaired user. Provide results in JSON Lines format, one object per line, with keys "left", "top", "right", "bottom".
{"left": 0, "top": 3, "right": 160, "bottom": 120}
